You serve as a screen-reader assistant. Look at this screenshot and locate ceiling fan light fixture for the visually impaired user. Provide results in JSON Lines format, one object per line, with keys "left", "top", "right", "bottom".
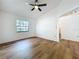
{"left": 35, "top": 6, "right": 38, "bottom": 9}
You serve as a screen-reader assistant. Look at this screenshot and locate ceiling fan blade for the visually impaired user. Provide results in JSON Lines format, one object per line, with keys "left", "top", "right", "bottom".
{"left": 38, "top": 4, "right": 47, "bottom": 6}
{"left": 29, "top": 4, "right": 35, "bottom": 6}
{"left": 31, "top": 8, "right": 35, "bottom": 11}
{"left": 35, "top": 0, "right": 38, "bottom": 2}
{"left": 38, "top": 8, "right": 42, "bottom": 11}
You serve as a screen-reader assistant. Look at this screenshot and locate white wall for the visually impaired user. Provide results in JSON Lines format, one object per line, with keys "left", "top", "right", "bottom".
{"left": 0, "top": 11, "right": 36, "bottom": 44}
{"left": 36, "top": 13, "right": 79, "bottom": 42}
{"left": 36, "top": 0, "right": 79, "bottom": 42}
{"left": 59, "top": 14, "right": 79, "bottom": 41}
{"left": 36, "top": 14, "right": 59, "bottom": 42}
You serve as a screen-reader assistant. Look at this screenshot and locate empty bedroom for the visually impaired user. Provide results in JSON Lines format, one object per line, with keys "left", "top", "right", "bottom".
{"left": 0, "top": 0, "right": 79, "bottom": 59}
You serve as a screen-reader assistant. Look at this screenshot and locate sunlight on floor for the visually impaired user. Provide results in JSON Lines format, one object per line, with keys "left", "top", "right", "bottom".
{"left": 0, "top": 40, "right": 32, "bottom": 59}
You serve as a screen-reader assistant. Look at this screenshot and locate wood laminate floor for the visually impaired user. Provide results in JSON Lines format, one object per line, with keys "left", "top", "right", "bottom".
{"left": 0, "top": 38, "right": 79, "bottom": 59}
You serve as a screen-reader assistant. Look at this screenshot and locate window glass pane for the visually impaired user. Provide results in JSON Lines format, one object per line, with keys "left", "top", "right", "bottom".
{"left": 25, "top": 27, "right": 29, "bottom": 31}
{"left": 16, "top": 20, "right": 29, "bottom": 32}
{"left": 16, "top": 20, "right": 20, "bottom": 26}
{"left": 17, "top": 27, "right": 21, "bottom": 32}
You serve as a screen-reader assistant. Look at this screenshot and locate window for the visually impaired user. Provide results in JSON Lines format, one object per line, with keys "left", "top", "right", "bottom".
{"left": 16, "top": 20, "right": 29, "bottom": 32}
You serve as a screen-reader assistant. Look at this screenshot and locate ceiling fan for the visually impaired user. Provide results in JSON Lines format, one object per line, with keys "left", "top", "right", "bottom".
{"left": 26, "top": 0, "right": 47, "bottom": 11}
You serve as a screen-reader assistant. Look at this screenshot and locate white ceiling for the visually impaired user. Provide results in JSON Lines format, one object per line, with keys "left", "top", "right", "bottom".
{"left": 0, "top": 0, "right": 62, "bottom": 19}
{"left": 38, "top": 0, "right": 79, "bottom": 19}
